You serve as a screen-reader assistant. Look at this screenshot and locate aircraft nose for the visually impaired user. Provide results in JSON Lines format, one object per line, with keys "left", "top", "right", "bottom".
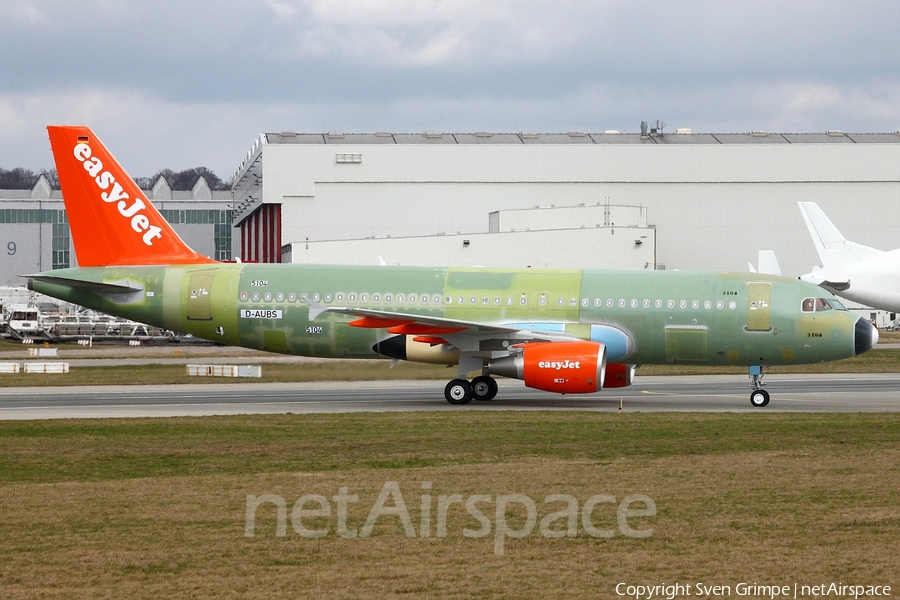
{"left": 855, "top": 317, "right": 879, "bottom": 355}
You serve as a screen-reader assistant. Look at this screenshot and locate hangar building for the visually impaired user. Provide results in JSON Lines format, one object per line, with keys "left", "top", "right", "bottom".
{"left": 231, "top": 130, "right": 900, "bottom": 278}
{"left": 0, "top": 174, "right": 234, "bottom": 286}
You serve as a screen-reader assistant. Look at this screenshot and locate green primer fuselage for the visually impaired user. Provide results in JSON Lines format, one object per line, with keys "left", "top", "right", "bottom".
{"left": 31, "top": 264, "right": 860, "bottom": 366}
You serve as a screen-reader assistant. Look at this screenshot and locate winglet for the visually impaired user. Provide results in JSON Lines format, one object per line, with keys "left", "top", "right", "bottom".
{"left": 47, "top": 126, "right": 215, "bottom": 267}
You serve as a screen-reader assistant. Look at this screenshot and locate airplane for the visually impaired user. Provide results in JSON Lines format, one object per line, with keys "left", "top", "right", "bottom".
{"left": 26, "top": 126, "right": 877, "bottom": 408}
{"left": 799, "top": 201, "right": 900, "bottom": 313}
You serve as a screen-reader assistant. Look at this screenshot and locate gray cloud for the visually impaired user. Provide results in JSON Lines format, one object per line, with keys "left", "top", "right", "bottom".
{"left": 0, "top": 0, "right": 898, "bottom": 177}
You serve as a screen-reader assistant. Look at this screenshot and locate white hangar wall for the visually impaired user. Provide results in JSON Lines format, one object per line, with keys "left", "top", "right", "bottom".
{"left": 286, "top": 225, "right": 657, "bottom": 270}
{"left": 232, "top": 133, "right": 900, "bottom": 276}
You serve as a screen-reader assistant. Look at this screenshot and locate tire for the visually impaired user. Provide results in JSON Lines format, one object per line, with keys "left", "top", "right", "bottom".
{"left": 445, "top": 379, "right": 473, "bottom": 405}
{"left": 750, "top": 389, "right": 770, "bottom": 407}
{"left": 471, "top": 375, "right": 499, "bottom": 401}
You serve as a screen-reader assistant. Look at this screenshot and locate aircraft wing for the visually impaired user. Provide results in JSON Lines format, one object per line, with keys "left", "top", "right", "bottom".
{"left": 307, "top": 300, "right": 581, "bottom": 353}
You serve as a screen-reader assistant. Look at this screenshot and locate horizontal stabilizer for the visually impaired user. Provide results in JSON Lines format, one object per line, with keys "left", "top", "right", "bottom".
{"left": 26, "top": 274, "right": 145, "bottom": 304}
{"left": 818, "top": 250, "right": 851, "bottom": 290}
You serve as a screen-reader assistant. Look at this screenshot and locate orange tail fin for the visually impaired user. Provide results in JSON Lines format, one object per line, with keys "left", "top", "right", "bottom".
{"left": 47, "top": 126, "right": 215, "bottom": 267}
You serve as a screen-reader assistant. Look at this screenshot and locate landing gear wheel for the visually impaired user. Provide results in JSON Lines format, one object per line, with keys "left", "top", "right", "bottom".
{"left": 750, "top": 389, "right": 770, "bottom": 408}
{"left": 445, "top": 379, "right": 474, "bottom": 405}
{"left": 471, "top": 375, "right": 498, "bottom": 401}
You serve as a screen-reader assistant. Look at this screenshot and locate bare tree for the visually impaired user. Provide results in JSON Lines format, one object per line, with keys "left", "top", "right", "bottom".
{"left": 0, "top": 168, "right": 39, "bottom": 189}
{"left": 151, "top": 167, "right": 228, "bottom": 191}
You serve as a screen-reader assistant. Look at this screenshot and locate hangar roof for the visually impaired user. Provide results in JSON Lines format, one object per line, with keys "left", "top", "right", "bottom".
{"left": 263, "top": 131, "right": 900, "bottom": 146}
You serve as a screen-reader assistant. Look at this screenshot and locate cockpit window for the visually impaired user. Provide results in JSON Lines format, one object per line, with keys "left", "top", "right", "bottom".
{"left": 802, "top": 297, "right": 845, "bottom": 312}
{"left": 827, "top": 299, "right": 848, "bottom": 311}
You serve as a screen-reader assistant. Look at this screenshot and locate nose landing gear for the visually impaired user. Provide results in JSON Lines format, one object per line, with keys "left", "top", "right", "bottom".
{"left": 749, "top": 365, "right": 770, "bottom": 407}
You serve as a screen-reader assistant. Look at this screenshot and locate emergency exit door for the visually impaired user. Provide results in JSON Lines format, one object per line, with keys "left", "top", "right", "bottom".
{"left": 187, "top": 272, "right": 214, "bottom": 321}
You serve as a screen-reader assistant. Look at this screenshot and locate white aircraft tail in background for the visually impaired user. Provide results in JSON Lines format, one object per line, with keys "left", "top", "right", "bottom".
{"left": 799, "top": 201, "right": 900, "bottom": 312}
{"left": 748, "top": 251, "right": 783, "bottom": 276}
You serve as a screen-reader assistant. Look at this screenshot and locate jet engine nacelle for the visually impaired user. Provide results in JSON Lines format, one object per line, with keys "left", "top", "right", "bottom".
{"left": 489, "top": 341, "right": 607, "bottom": 394}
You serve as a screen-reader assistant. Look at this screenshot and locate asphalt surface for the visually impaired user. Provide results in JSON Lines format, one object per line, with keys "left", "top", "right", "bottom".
{"left": 1, "top": 373, "right": 899, "bottom": 419}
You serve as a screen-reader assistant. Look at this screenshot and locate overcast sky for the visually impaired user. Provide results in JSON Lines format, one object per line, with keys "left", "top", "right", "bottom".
{"left": 1, "top": 0, "right": 898, "bottom": 180}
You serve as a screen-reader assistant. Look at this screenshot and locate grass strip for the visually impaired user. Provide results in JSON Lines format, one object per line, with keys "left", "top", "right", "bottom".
{"left": 0, "top": 412, "right": 897, "bottom": 598}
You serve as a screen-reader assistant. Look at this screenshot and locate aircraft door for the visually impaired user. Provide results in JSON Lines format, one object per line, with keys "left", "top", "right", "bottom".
{"left": 187, "top": 272, "right": 214, "bottom": 321}
{"left": 746, "top": 282, "right": 772, "bottom": 332}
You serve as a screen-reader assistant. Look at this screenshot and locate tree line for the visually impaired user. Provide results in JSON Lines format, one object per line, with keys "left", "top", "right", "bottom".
{"left": 0, "top": 167, "right": 229, "bottom": 191}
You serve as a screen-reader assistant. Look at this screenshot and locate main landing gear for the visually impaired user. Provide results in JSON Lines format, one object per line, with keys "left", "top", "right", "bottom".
{"left": 749, "top": 365, "right": 770, "bottom": 407}
{"left": 444, "top": 375, "right": 499, "bottom": 404}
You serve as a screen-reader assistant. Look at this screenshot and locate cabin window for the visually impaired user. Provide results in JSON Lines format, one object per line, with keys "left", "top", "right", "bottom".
{"left": 240, "top": 292, "right": 248, "bottom": 301}
{"left": 716, "top": 301, "right": 724, "bottom": 310}
{"left": 655, "top": 300, "right": 663, "bottom": 309}
{"left": 704, "top": 300, "right": 712, "bottom": 309}
{"left": 594, "top": 299, "right": 602, "bottom": 307}
{"left": 692, "top": 300, "right": 700, "bottom": 309}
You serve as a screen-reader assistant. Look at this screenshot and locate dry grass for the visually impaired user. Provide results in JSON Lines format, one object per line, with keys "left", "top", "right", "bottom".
{"left": 0, "top": 412, "right": 897, "bottom": 599}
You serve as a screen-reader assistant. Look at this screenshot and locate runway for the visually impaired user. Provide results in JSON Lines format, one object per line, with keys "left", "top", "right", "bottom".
{"left": 1, "top": 373, "right": 899, "bottom": 419}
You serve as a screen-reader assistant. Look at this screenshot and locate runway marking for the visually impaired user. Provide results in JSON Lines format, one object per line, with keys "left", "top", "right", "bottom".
{"left": 640, "top": 390, "right": 748, "bottom": 399}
